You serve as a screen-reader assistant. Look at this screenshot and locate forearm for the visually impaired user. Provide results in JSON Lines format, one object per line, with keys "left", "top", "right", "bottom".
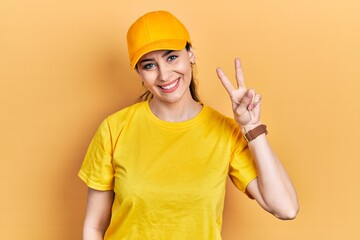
{"left": 248, "top": 133, "right": 299, "bottom": 219}
{"left": 82, "top": 188, "right": 113, "bottom": 240}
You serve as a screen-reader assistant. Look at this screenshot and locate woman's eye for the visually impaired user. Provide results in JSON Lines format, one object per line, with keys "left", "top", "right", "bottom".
{"left": 168, "top": 55, "right": 178, "bottom": 61}
{"left": 143, "top": 63, "right": 156, "bottom": 70}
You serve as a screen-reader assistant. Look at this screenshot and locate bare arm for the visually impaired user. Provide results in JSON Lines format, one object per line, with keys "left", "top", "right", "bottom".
{"left": 217, "top": 58, "right": 299, "bottom": 220}
{"left": 245, "top": 134, "right": 299, "bottom": 219}
{"left": 83, "top": 188, "right": 114, "bottom": 240}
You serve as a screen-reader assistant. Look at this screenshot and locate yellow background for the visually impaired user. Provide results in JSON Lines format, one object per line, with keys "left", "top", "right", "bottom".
{"left": 1, "top": 0, "right": 359, "bottom": 239}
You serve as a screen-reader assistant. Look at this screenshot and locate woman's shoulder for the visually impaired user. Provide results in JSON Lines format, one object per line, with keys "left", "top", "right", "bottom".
{"left": 103, "top": 101, "right": 146, "bottom": 128}
{"left": 203, "top": 105, "right": 236, "bottom": 124}
{"left": 202, "top": 105, "right": 243, "bottom": 141}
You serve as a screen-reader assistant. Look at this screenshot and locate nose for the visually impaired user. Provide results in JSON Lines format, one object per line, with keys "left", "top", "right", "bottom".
{"left": 157, "top": 64, "right": 172, "bottom": 82}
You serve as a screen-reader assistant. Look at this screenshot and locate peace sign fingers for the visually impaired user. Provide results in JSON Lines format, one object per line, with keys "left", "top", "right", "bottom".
{"left": 216, "top": 58, "right": 262, "bottom": 128}
{"left": 216, "top": 58, "right": 248, "bottom": 105}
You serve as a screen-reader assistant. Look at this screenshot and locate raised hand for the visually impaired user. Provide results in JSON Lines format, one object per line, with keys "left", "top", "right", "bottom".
{"left": 216, "top": 58, "right": 262, "bottom": 131}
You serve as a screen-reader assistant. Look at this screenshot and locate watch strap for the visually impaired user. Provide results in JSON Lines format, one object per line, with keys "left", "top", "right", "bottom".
{"left": 244, "top": 124, "right": 268, "bottom": 142}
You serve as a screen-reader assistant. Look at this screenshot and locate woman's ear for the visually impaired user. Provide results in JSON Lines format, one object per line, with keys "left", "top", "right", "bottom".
{"left": 188, "top": 47, "right": 196, "bottom": 64}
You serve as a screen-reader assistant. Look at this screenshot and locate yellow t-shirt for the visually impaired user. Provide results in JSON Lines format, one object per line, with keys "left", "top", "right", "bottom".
{"left": 78, "top": 101, "right": 257, "bottom": 240}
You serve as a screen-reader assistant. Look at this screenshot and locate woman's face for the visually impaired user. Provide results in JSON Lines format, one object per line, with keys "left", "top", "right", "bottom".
{"left": 136, "top": 47, "right": 195, "bottom": 105}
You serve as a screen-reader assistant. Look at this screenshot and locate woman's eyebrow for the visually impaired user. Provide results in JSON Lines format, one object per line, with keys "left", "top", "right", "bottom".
{"left": 138, "top": 58, "right": 153, "bottom": 64}
{"left": 139, "top": 50, "right": 175, "bottom": 64}
{"left": 162, "top": 50, "right": 174, "bottom": 57}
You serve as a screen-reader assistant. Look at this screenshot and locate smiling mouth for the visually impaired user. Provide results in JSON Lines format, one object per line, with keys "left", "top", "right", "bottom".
{"left": 159, "top": 79, "right": 179, "bottom": 90}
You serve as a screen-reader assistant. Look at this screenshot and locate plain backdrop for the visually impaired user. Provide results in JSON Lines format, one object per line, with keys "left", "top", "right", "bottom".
{"left": 1, "top": 0, "right": 359, "bottom": 239}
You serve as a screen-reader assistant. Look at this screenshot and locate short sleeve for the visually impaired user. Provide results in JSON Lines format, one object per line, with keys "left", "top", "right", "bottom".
{"left": 228, "top": 131, "right": 258, "bottom": 193}
{"left": 78, "top": 119, "right": 114, "bottom": 191}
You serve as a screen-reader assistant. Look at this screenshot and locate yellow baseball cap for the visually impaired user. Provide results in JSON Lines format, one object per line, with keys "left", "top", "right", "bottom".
{"left": 127, "top": 10, "right": 191, "bottom": 69}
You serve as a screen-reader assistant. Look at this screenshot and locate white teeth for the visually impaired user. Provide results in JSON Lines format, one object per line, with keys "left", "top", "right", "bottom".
{"left": 161, "top": 80, "right": 178, "bottom": 90}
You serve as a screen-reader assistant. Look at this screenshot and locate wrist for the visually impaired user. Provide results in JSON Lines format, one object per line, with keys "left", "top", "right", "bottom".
{"left": 241, "top": 122, "right": 262, "bottom": 134}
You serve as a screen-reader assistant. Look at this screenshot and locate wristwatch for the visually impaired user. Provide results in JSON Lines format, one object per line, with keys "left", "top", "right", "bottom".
{"left": 244, "top": 124, "right": 268, "bottom": 142}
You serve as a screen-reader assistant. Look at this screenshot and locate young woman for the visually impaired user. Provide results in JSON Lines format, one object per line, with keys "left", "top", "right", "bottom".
{"left": 78, "top": 10, "right": 299, "bottom": 240}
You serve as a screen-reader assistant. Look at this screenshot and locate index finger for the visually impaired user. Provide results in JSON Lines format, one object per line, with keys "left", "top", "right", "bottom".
{"left": 235, "top": 58, "right": 246, "bottom": 89}
{"left": 216, "top": 67, "right": 235, "bottom": 95}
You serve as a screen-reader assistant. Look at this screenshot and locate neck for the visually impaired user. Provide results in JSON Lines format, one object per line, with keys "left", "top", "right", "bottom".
{"left": 148, "top": 98, "right": 202, "bottom": 122}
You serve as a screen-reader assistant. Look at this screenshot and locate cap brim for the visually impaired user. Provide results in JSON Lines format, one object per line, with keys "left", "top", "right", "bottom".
{"left": 131, "top": 39, "right": 187, "bottom": 69}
